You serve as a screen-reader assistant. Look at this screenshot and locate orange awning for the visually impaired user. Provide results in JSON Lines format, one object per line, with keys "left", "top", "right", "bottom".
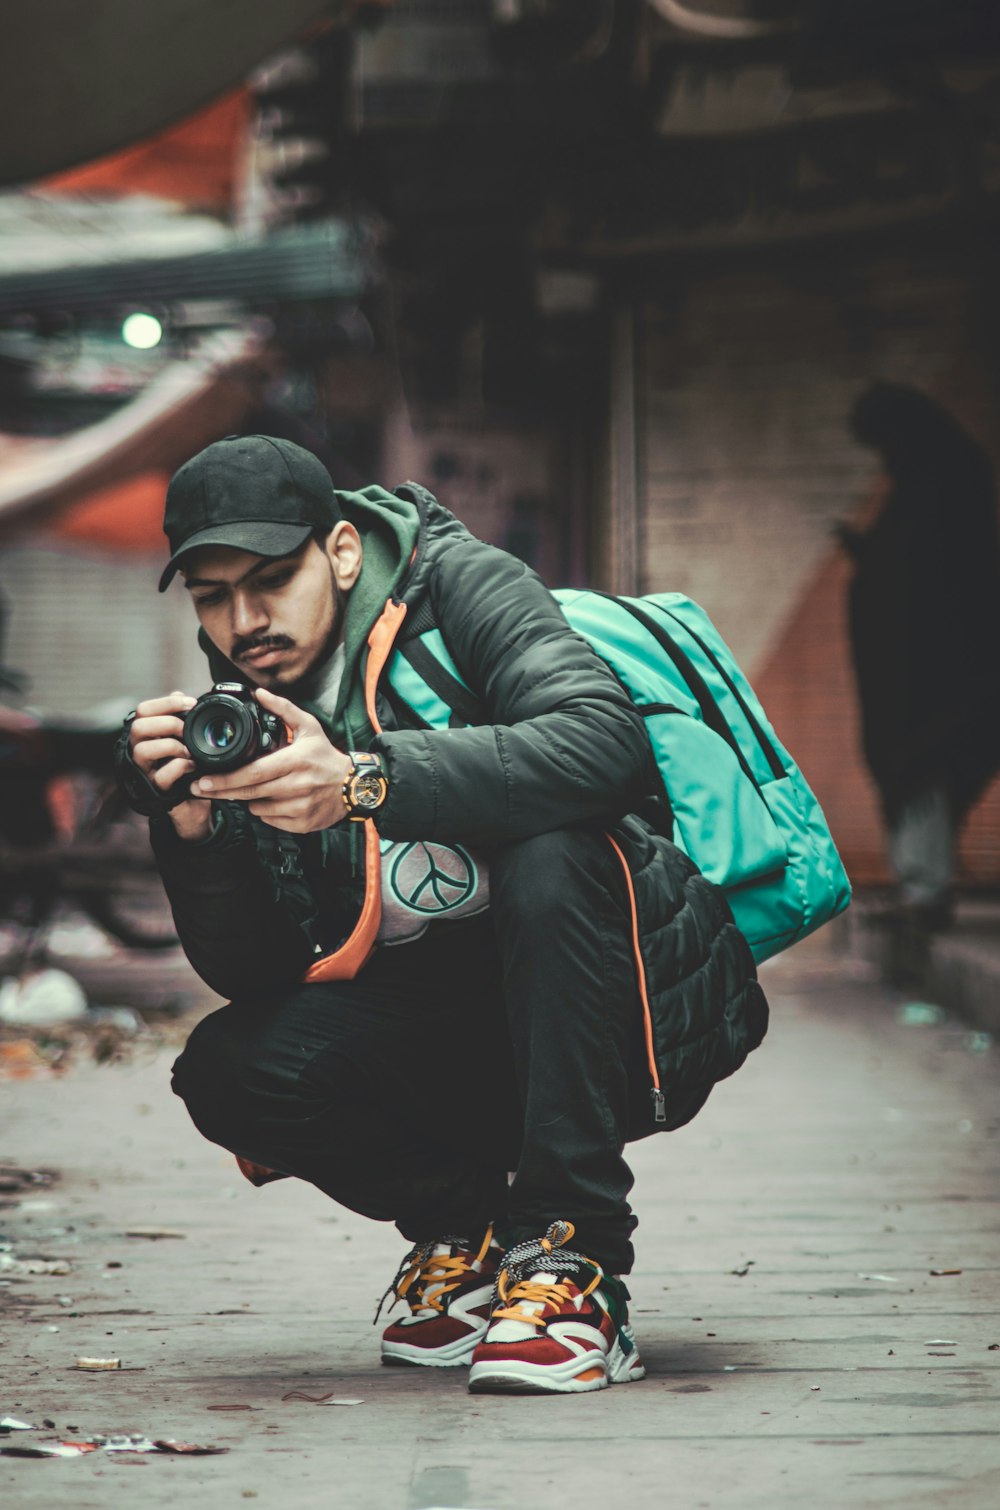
{"left": 0, "top": 331, "right": 267, "bottom": 545}
{"left": 43, "top": 90, "right": 250, "bottom": 211}
{"left": 49, "top": 472, "right": 171, "bottom": 552}
{"left": 0, "top": 1, "right": 344, "bottom": 189}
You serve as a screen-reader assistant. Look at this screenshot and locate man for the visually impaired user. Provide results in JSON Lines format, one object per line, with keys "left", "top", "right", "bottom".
{"left": 118, "top": 434, "right": 767, "bottom": 1396}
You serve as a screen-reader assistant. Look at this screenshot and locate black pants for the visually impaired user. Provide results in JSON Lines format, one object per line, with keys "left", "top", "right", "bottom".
{"left": 171, "top": 827, "right": 653, "bottom": 1274}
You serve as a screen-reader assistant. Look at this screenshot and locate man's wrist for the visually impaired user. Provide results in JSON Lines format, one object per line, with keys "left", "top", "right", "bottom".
{"left": 342, "top": 751, "right": 389, "bottom": 821}
{"left": 170, "top": 803, "right": 216, "bottom": 843}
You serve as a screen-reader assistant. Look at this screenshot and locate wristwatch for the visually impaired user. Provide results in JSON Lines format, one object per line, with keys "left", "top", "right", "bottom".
{"left": 342, "top": 751, "right": 389, "bottom": 821}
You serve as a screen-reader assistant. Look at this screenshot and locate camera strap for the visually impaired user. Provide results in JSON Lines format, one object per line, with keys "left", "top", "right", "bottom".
{"left": 114, "top": 714, "right": 193, "bottom": 817}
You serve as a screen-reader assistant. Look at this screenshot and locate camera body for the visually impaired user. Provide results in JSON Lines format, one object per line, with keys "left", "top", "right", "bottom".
{"left": 182, "top": 683, "right": 288, "bottom": 775}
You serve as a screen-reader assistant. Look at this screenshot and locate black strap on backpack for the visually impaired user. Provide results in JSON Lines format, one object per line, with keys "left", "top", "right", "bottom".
{"left": 397, "top": 638, "right": 486, "bottom": 729}
{"left": 595, "top": 594, "right": 763, "bottom": 794}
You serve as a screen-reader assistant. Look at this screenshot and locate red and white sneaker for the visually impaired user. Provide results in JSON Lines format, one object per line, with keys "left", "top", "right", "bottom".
{"left": 380, "top": 1227, "right": 499, "bottom": 1368}
{"left": 468, "top": 1220, "right": 646, "bottom": 1395}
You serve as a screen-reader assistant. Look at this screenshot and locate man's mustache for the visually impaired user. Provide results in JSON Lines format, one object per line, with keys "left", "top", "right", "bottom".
{"left": 232, "top": 633, "right": 295, "bottom": 660}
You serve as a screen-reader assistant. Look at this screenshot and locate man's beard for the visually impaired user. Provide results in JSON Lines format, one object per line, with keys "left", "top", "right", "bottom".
{"left": 282, "top": 612, "right": 343, "bottom": 700}
{"left": 227, "top": 568, "right": 345, "bottom": 697}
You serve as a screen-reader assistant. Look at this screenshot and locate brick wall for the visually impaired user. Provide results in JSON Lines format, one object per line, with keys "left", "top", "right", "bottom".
{"left": 0, "top": 544, "right": 207, "bottom": 720}
{"left": 639, "top": 247, "right": 1000, "bottom": 885}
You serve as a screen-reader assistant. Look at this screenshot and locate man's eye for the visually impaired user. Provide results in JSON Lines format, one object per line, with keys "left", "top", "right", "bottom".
{"left": 193, "top": 592, "right": 225, "bottom": 608}
{"left": 260, "top": 571, "right": 293, "bottom": 591}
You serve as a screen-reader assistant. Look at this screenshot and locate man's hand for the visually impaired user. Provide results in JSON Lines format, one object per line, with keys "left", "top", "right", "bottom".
{"left": 129, "top": 691, "right": 212, "bottom": 841}
{"left": 190, "top": 687, "right": 354, "bottom": 834}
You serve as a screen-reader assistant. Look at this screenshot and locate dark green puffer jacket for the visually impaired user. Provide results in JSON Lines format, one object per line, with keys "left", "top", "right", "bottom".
{"left": 151, "top": 485, "right": 768, "bottom": 1132}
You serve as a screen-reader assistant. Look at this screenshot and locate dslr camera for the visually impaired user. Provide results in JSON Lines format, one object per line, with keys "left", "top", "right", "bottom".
{"left": 183, "top": 683, "right": 288, "bottom": 775}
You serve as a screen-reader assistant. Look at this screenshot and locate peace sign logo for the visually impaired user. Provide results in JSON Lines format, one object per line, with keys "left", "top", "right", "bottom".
{"left": 389, "top": 842, "right": 478, "bottom": 915}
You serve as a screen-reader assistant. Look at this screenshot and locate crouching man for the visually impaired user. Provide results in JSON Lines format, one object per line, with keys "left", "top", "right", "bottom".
{"left": 116, "top": 434, "right": 768, "bottom": 1396}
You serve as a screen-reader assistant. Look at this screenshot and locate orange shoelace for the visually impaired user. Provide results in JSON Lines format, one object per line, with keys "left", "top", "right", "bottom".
{"left": 491, "top": 1221, "right": 602, "bottom": 1329}
{"left": 394, "top": 1225, "right": 495, "bottom": 1316}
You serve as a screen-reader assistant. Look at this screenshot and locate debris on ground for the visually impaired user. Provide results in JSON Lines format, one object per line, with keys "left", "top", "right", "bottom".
{"left": 0, "top": 1165, "right": 56, "bottom": 1197}
{"left": 154, "top": 1440, "right": 229, "bottom": 1454}
{"left": 0, "top": 1039, "right": 57, "bottom": 1078}
{"left": 897, "top": 1001, "right": 947, "bottom": 1027}
{"left": 0, "top": 975, "right": 198, "bottom": 1080}
{"left": 73, "top": 1357, "right": 121, "bottom": 1370}
{"left": 730, "top": 1260, "right": 755, "bottom": 1277}
{"left": 88, "top": 1007, "right": 144, "bottom": 1034}
{"left": 0, "top": 1247, "right": 71, "bottom": 1277}
{"left": 1, "top": 1018, "right": 141, "bottom": 1077}
{"left": 281, "top": 1390, "right": 364, "bottom": 1406}
{"left": 1, "top": 1442, "right": 87, "bottom": 1458}
{"left": 0, "top": 967, "right": 87, "bottom": 1027}
{"left": 0, "top": 1417, "right": 35, "bottom": 1430}
{"left": 0, "top": 1429, "right": 229, "bottom": 1459}
{"left": 125, "top": 1227, "right": 186, "bottom": 1241}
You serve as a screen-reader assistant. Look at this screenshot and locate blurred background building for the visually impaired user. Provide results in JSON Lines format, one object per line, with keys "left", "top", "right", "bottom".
{"left": 1, "top": 0, "right": 999, "bottom": 889}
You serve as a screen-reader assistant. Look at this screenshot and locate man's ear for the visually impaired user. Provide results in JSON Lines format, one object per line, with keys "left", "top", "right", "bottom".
{"left": 324, "top": 521, "right": 363, "bottom": 592}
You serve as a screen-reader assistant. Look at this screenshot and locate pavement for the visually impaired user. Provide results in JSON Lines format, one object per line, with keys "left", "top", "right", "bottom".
{"left": 1, "top": 926, "right": 999, "bottom": 1509}
{"left": 847, "top": 894, "right": 1000, "bottom": 1037}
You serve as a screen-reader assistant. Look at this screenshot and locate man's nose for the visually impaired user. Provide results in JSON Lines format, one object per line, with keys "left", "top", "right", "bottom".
{"left": 232, "top": 591, "right": 268, "bottom": 637}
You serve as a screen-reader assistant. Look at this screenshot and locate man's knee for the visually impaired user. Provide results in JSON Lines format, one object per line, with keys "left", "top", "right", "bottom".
{"left": 171, "top": 1005, "right": 257, "bottom": 1141}
{"left": 491, "top": 826, "right": 621, "bottom": 932}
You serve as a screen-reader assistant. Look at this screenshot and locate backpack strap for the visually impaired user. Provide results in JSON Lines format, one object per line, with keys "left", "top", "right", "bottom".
{"left": 397, "top": 638, "right": 486, "bottom": 728}
{"left": 656, "top": 606, "right": 785, "bottom": 781}
{"left": 597, "top": 593, "right": 762, "bottom": 794}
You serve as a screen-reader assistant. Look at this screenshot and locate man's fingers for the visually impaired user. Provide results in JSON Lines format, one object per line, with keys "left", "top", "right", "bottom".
{"left": 135, "top": 692, "right": 197, "bottom": 719}
{"left": 190, "top": 745, "right": 300, "bottom": 797}
{"left": 254, "top": 685, "right": 321, "bottom": 737}
{"left": 133, "top": 737, "right": 189, "bottom": 772}
{"left": 151, "top": 756, "right": 198, "bottom": 792}
{"left": 195, "top": 770, "right": 302, "bottom": 803}
{"left": 133, "top": 715, "right": 188, "bottom": 739}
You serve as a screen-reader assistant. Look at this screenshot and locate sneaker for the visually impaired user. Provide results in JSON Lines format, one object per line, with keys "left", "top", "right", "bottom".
{"left": 379, "top": 1226, "right": 499, "bottom": 1368}
{"left": 467, "top": 1220, "right": 646, "bottom": 1395}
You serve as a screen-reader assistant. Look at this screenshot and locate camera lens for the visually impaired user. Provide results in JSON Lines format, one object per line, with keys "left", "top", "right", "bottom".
{"left": 184, "top": 693, "right": 258, "bottom": 772}
{"left": 203, "top": 717, "right": 238, "bottom": 751}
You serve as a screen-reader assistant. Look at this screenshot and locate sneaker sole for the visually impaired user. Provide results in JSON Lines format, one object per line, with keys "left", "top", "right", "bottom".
{"left": 381, "top": 1331, "right": 484, "bottom": 1368}
{"left": 468, "top": 1335, "right": 646, "bottom": 1395}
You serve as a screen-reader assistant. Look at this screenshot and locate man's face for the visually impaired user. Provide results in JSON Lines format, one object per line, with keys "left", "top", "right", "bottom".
{"left": 180, "top": 524, "right": 361, "bottom": 690}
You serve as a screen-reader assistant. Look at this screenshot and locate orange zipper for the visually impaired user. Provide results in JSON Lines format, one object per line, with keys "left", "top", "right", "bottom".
{"left": 604, "top": 832, "right": 666, "bottom": 1124}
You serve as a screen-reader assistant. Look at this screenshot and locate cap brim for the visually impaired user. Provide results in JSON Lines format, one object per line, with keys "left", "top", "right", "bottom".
{"left": 158, "top": 521, "right": 313, "bottom": 591}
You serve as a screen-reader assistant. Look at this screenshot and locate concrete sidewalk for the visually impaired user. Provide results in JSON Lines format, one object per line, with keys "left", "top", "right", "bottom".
{"left": 848, "top": 894, "right": 1000, "bottom": 1037}
{"left": 1, "top": 942, "right": 998, "bottom": 1509}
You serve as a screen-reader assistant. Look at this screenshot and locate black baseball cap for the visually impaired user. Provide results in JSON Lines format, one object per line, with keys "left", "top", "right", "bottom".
{"left": 158, "top": 434, "right": 340, "bottom": 591}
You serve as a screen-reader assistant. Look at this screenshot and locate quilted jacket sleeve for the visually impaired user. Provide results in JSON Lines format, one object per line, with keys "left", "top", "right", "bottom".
{"left": 373, "top": 537, "right": 655, "bottom": 844}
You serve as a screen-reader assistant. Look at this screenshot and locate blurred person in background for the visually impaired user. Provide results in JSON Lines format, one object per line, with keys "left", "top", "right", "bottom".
{"left": 838, "top": 382, "right": 1000, "bottom": 929}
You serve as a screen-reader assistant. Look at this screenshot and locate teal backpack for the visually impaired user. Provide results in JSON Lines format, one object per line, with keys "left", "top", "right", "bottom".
{"left": 387, "top": 588, "right": 851, "bottom": 963}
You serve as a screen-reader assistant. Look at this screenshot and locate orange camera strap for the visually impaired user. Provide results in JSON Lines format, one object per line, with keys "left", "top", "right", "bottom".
{"left": 304, "top": 597, "right": 407, "bottom": 984}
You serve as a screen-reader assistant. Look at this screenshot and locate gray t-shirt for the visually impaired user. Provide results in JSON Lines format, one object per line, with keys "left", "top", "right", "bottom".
{"left": 307, "top": 647, "right": 490, "bottom": 945}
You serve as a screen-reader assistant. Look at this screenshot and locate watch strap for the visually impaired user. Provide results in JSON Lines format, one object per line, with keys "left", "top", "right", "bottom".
{"left": 342, "top": 750, "right": 388, "bottom": 820}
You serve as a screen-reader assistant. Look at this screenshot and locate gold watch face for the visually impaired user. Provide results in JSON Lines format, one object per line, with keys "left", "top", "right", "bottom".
{"left": 351, "top": 772, "right": 386, "bottom": 810}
